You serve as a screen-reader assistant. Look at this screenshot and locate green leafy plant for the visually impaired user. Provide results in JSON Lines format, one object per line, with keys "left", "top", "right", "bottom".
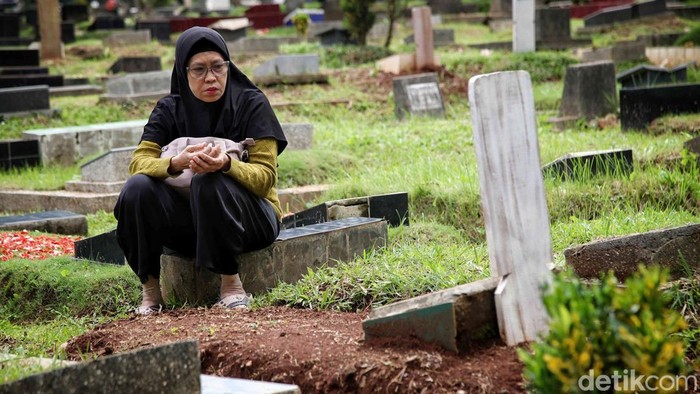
{"left": 519, "top": 266, "right": 690, "bottom": 393}
{"left": 292, "top": 12, "right": 310, "bottom": 40}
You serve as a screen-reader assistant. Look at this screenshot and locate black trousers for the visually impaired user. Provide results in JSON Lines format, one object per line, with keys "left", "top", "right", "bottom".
{"left": 114, "top": 173, "right": 280, "bottom": 284}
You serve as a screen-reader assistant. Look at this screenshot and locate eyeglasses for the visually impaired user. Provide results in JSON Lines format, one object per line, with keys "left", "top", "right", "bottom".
{"left": 186, "top": 61, "right": 230, "bottom": 79}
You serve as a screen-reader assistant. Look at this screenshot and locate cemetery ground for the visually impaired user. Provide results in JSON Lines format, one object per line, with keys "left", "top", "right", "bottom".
{"left": 2, "top": 15, "right": 700, "bottom": 392}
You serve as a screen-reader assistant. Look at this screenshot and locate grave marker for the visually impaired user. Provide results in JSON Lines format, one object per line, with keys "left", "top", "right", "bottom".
{"left": 620, "top": 83, "right": 700, "bottom": 130}
{"left": 0, "top": 210, "right": 87, "bottom": 235}
{"left": 616, "top": 63, "right": 690, "bottom": 88}
{"left": 210, "top": 18, "right": 250, "bottom": 43}
{"left": 513, "top": 0, "right": 535, "bottom": 52}
{"left": 0, "top": 49, "right": 39, "bottom": 67}
{"left": 103, "top": 30, "right": 152, "bottom": 47}
{"left": 74, "top": 229, "right": 125, "bottom": 265}
{"left": 469, "top": 70, "right": 552, "bottom": 345}
{"left": 412, "top": 7, "right": 434, "bottom": 69}
{"left": 0, "top": 85, "right": 54, "bottom": 119}
{"left": 403, "top": 29, "right": 455, "bottom": 47}
{"left": 0, "top": 139, "right": 40, "bottom": 170}
{"left": 101, "top": 70, "right": 171, "bottom": 103}
{"left": 542, "top": 148, "right": 634, "bottom": 181}
{"left": 37, "top": 0, "right": 62, "bottom": 60}
{"left": 558, "top": 61, "right": 617, "bottom": 122}
{"left": 109, "top": 57, "right": 162, "bottom": 74}
{"left": 1, "top": 341, "right": 200, "bottom": 393}
{"left": 392, "top": 72, "right": 444, "bottom": 119}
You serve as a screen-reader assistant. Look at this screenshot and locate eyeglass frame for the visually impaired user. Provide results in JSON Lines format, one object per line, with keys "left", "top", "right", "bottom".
{"left": 185, "top": 60, "right": 230, "bottom": 79}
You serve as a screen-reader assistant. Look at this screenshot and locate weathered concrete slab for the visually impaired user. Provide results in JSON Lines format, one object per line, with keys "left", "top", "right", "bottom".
{"left": 0, "top": 210, "right": 87, "bottom": 235}
{"left": 64, "top": 145, "right": 134, "bottom": 193}
{"left": 565, "top": 223, "right": 700, "bottom": 281}
{"left": 0, "top": 341, "right": 200, "bottom": 394}
{"left": 22, "top": 119, "right": 144, "bottom": 166}
{"left": 281, "top": 123, "right": 313, "bottom": 150}
{"left": 100, "top": 70, "right": 170, "bottom": 103}
{"left": 542, "top": 148, "right": 633, "bottom": 181}
{"left": 278, "top": 184, "right": 331, "bottom": 214}
{"left": 74, "top": 229, "right": 125, "bottom": 265}
{"left": 160, "top": 217, "right": 388, "bottom": 304}
{"left": 103, "top": 29, "right": 152, "bottom": 47}
{"left": 201, "top": 375, "right": 301, "bottom": 394}
{"left": 227, "top": 36, "right": 300, "bottom": 54}
{"left": 363, "top": 277, "right": 500, "bottom": 353}
{"left": 0, "top": 190, "right": 119, "bottom": 215}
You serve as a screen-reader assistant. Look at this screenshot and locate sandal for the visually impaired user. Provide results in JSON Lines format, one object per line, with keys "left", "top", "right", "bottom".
{"left": 135, "top": 304, "right": 163, "bottom": 316}
{"left": 215, "top": 294, "right": 251, "bottom": 310}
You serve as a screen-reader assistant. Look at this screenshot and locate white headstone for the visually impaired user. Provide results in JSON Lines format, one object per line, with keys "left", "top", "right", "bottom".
{"left": 468, "top": 70, "right": 552, "bottom": 346}
{"left": 513, "top": 0, "right": 535, "bottom": 52}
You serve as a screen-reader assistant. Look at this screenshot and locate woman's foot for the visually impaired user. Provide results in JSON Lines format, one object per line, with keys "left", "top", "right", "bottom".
{"left": 137, "top": 276, "right": 164, "bottom": 315}
{"left": 215, "top": 293, "right": 251, "bottom": 309}
{"left": 216, "top": 274, "right": 250, "bottom": 309}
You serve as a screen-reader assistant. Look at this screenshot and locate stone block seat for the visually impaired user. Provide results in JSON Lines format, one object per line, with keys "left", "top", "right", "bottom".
{"left": 160, "top": 217, "right": 388, "bottom": 305}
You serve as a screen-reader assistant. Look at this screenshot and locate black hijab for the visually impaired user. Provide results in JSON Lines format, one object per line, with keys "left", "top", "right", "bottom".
{"left": 142, "top": 26, "right": 287, "bottom": 154}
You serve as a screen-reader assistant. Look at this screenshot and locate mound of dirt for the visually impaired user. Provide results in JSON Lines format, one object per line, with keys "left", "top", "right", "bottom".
{"left": 64, "top": 307, "right": 526, "bottom": 393}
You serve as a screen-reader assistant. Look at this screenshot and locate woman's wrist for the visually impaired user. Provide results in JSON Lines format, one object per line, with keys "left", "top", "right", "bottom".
{"left": 221, "top": 154, "right": 232, "bottom": 172}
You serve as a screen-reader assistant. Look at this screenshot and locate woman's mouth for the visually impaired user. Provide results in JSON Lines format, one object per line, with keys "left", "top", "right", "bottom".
{"left": 206, "top": 87, "right": 219, "bottom": 93}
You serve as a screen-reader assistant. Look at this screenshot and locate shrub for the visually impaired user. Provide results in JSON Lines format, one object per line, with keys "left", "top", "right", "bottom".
{"left": 519, "top": 266, "right": 690, "bottom": 393}
{"left": 341, "top": 0, "right": 375, "bottom": 45}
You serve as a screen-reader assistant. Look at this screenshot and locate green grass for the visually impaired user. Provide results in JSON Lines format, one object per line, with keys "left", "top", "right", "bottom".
{"left": 2, "top": 14, "right": 700, "bottom": 382}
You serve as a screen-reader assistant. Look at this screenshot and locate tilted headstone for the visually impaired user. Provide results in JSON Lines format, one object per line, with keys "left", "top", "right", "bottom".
{"left": 469, "top": 70, "right": 553, "bottom": 346}
{"left": 542, "top": 148, "right": 634, "bottom": 181}
{"left": 566, "top": 223, "right": 700, "bottom": 281}
{"left": 0, "top": 210, "right": 87, "bottom": 235}
{"left": 1, "top": 341, "right": 200, "bottom": 393}
{"left": 620, "top": 83, "right": 700, "bottom": 130}
{"left": 74, "top": 229, "right": 125, "bottom": 265}
{"left": 0, "top": 85, "right": 53, "bottom": 118}
{"left": 0, "top": 139, "right": 40, "bottom": 170}
{"left": 392, "top": 72, "right": 445, "bottom": 119}
{"left": 559, "top": 61, "right": 617, "bottom": 121}
{"left": 109, "top": 57, "right": 162, "bottom": 74}
{"left": 0, "top": 49, "right": 40, "bottom": 67}
{"left": 64, "top": 146, "right": 136, "bottom": 193}
{"left": 616, "top": 63, "right": 690, "bottom": 88}
{"left": 103, "top": 30, "right": 152, "bottom": 47}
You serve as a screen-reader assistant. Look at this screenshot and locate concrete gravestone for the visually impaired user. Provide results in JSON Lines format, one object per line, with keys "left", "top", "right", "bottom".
{"left": 554, "top": 61, "right": 617, "bottom": 127}
{"left": 0, "top": 85, "right": 55, "bottom": 119}
{"left": 252, "top": 54, "right": 327, "bottom": 85}
{"left": 469, "top": 70, "right": 552, "bottom": 345}
{"left": 392, "top": 73, "right": 445, "bottom": 119}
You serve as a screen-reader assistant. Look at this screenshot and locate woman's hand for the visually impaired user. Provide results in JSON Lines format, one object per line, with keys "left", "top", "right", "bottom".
{"left": 189, "top": 144, "right": 231, "bottom": 173}
{"left": 168, "top": 142, "right": 210, "bottom": 174}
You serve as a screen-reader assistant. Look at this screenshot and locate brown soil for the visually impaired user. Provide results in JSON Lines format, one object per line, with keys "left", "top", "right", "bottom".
{"left": 64, "top": 307, "right": 527, "bottom": 393}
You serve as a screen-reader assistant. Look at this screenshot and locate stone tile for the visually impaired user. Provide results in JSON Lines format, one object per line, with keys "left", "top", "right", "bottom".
{"left": 0, "top": 85, "right": 50, "bottom": 116}
{"left": 0, "top": 139, "right": 40, "bottom": 170}
{"left": 74, "top": 229, "right": 125, "bottom": 265}
{"left": 103, "top": 30, "right": 152, "bottom": 47}
{"left": 559, "top": 61, "right": 617, "bottom": 121}
{"left": 1, "top": 341, "right": 200, "bottom": 394}
{"left": 201, "top": 375, "right": 300, "bottom": 394}
{"left": 253, "top": 54, "right": 320, "bottom": 78}
{"left": 0, "top": 210, "right": 87, "bottom": 235}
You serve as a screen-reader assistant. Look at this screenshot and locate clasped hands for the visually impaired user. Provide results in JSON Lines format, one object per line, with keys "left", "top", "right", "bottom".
{"left": 169, "top": 142, "right": 231, "bottom": 175}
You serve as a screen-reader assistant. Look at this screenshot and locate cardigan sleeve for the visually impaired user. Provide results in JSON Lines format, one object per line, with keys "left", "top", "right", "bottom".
{"left": 223, "top": 137, "right": 278, "bottom": 198}
{"left": 129, "top": 140, "right": 171, "bottom": 178}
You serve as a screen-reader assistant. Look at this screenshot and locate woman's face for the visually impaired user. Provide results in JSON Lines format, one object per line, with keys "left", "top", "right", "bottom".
{"left": 186, "top": 50, "right": 229, "bottom": 103}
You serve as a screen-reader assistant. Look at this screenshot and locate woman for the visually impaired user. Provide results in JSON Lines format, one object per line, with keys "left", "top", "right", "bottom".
{"left": 114, "top": 26, "right": 287, "bottom": 314}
